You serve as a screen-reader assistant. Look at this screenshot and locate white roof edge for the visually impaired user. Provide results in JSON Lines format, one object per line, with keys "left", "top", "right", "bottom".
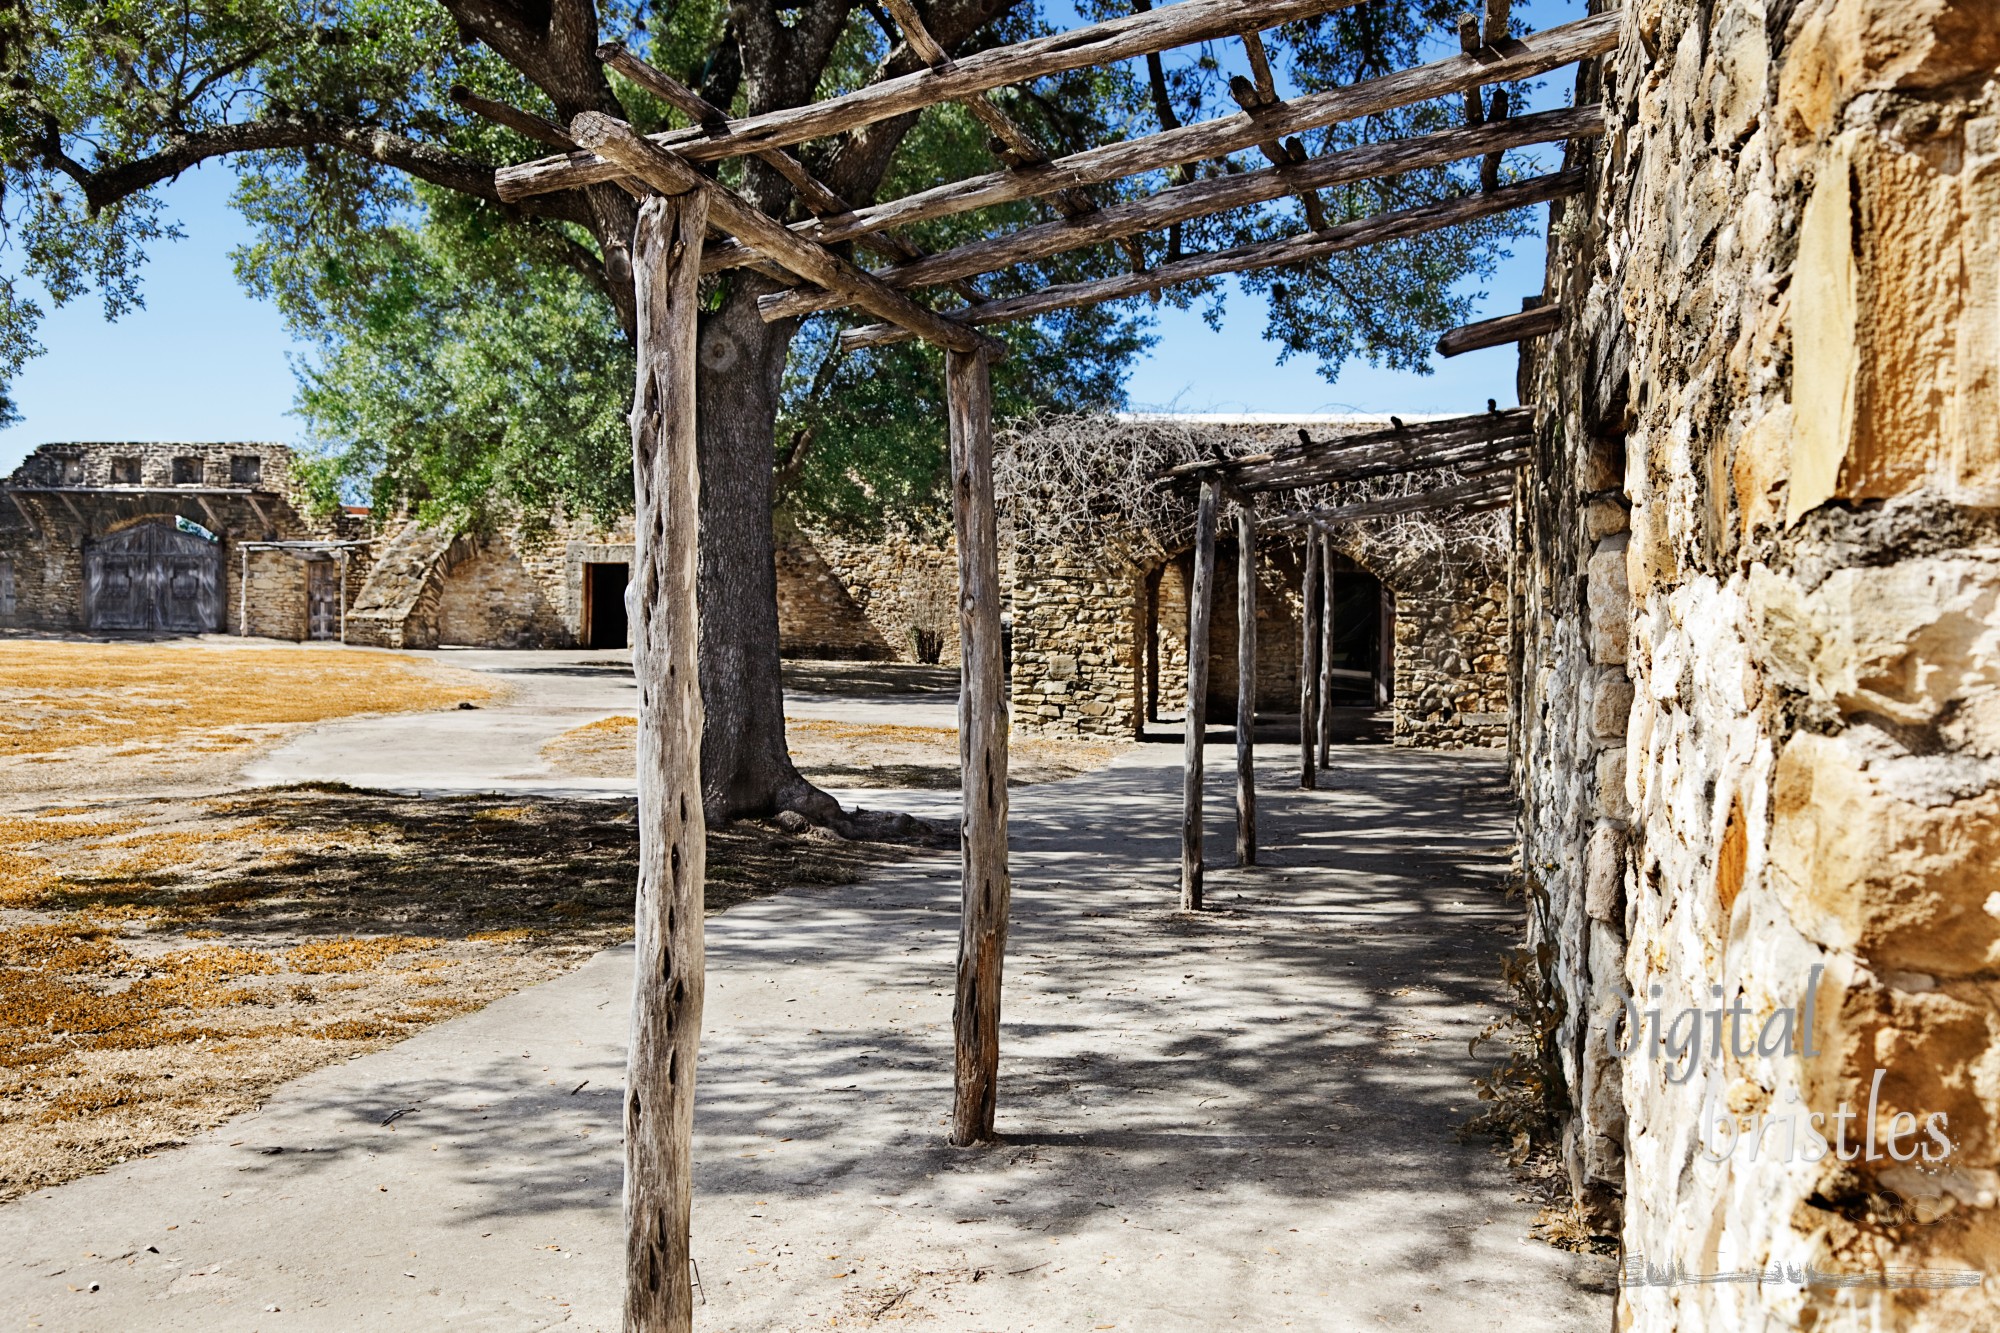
{"left": 1108, "top": 412, "right": 1472, "bottom": 425}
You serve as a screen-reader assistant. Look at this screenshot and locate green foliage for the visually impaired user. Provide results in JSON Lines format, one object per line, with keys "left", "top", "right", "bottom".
{"left": 255, "top": 186, "right": 636, "bottom": 527}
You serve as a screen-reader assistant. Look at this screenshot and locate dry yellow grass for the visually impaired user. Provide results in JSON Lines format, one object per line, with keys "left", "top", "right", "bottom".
{"left": 0, "top": 642, "right": 491, "bottom": 758}
{"left": 543, "top": 714, "right": 1126, "bottom": 789}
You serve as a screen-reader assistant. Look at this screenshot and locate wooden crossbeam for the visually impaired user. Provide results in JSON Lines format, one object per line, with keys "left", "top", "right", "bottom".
{"left": 700, "top": 13, "right": 1614, "bottom": 270}
{"left": 496, "top": 0, "right": 1369, "bottom": 199}
{"left": 838, "top": 169, "right": 1583, "bottom": 349}
{"left": 1225, "top": 36, "right": 1327, "bottom": 230}
{"left": 598, "top": 42, "right": 987, "bottom": 306}
{"left": 567, "top": 112, "right": 1001, "bottom": 356}
{"left": 1242, "top": 434, "right": 1529, "bottom": 492}
{"left": 1161, "top": 406, "right": 1531, "bottom": 480}
{"left": 1437, "top": 303, "right": 1560, "bottom": 356}
{"left": 1268, "top": 473, "right": 1518, "bottom": 528}
{"left": 757, "top": 106, "right": 1598, "bottom": 321}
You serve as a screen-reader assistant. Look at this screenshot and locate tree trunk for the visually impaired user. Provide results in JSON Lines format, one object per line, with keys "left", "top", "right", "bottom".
{"left": 1235, "top": 505, "right": 1257, "bottom": 867}
{"left": 623, "top": 191, "right": 708, "bottom": 1333}
{"left": 1182, "top": 477, "right": 1220, "bottom": 911}
{"left": 946, "top": 348, "right": 1011, "bottom": 1145}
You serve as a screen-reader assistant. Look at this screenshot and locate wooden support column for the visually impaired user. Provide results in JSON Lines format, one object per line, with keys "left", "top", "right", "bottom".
{"left": 1235, "top": 504, "right": 1258, "bottom": 866}
{"left": 1298, "top": 528, "right": 1320, "bottom": 790}
{"left": 1316, "top": 530, "right": 1337, "bottom": 767}
{"left": 623, "top": 188, "right": 709, "bottom": 1333}
{"left": 1182, "top": 476, "right": 1221, "bottom": 910}
{"left": 946, "top": 347, "right": 1011, "bottom": 1147}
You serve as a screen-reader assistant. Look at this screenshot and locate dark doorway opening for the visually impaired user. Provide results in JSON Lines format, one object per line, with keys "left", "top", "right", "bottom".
{"left": 583, "top": 562, "right": 630, "bottom": 649}
{"left": 1326, "top": 565, "right": 1391, "bottom": 705}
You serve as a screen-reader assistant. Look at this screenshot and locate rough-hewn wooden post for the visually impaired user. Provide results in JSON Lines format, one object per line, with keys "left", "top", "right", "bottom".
{"left": 1234, "top": 504, "right": 1257, "bottom": 866}
{"left": 1316, "top": 530, "right": 1337, "bottom": 767}
{"left": 1298, "top": 528, "right": 1320, "bottom": 789}
{"left": 1182, "top": 476, "right": 1221, "bottom": 910}
{"left": 946, "top": 346, "right": 1011, "bottom": 1147}
{"left": 623, "top": 189, "right": 709, "bottom": 1333}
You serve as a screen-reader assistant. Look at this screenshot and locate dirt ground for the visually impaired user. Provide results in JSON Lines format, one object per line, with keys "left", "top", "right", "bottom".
{"left": 0, "top": 642, "right": 912, "bottom": 1202}
{"left": 546, "top": 714, "right": 1127, "bottom": 788}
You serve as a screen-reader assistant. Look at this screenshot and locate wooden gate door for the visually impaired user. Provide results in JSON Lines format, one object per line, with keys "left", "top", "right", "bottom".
{"left": 307, "top": 560, "right": 341, "bottom": 640}
{"left": 84, "top": 520, "right": 224, "bottom": 632}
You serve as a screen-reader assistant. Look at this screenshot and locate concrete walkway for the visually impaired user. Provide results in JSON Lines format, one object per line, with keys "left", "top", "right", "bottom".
{"left": 242, "top": 648, "right": 961, "bottom": 797}
{"left": 0, "top": 740, "right": 1612, "bottom": 1330}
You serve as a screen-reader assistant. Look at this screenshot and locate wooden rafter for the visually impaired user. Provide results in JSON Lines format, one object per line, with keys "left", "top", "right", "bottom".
{"left": 1437, "top": 303, "right": 1560, "bottom": 356}
{"left": 694, "top": 14, "right": 1615, "bottom": 268}
{"left": 838, "top": 169, "right": 1584, "bottom": 349}
{"left": 567, "top": 113, "right": 1001, "bottom": 356}
{"left": 1163, "top": 406, "right": 1532, "bottom": 483}
{"left": 758, "top": 106, "right": 1600, "bottom": 321}
{"left": 1267, "top": 472, "right": 1519, "bottom": 529}
{"left": 597, "top": 41, "right": 987, "bottom": 307}
{"left": 496, "top": 0, "right": 1370, "bottom": 198}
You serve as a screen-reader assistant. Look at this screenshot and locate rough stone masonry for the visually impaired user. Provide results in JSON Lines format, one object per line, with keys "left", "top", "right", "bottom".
{"left": 1519, "top": 0, "right": 2000, "bottom": 1326}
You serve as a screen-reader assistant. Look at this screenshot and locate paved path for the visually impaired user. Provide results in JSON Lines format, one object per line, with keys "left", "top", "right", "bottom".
{"left": 0, "top": 740, "right": 1612, "bottom": 1330}
{"left": 242, "top": 648, "right": 960, "bottom": 798}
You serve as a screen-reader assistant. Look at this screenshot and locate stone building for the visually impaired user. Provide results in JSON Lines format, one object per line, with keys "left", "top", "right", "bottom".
{"left": 1517, "top": 0, "right": 2000, "bottom": 1324}
{"left": 1003, "top": 415, "right": 1512, "bottom": 748}
{"left": 0, "top": 442, "right": 370, "bottom": 639}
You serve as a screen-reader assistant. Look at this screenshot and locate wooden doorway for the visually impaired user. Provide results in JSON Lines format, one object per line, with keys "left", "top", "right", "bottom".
{"left": 306, "top": 560, "right": 342, "bottom": 641}
{"left": 84, "top": 519, "right": 223, "bottom": 632}
{"left": 582, "top": 562, "right": 630, "bottom": 648}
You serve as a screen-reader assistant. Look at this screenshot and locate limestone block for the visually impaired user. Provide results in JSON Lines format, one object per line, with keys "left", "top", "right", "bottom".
{"left": 1808, "top": 559, "right": 2000, "bottom": 738}
{"left": 1595, "top": 748, "right": 1631, "bottom": 821}
{"left": 1768, "top": 731, "right": 2000, "bottom": 977}
{"left": 1587, "top": 540, "right": 1633, "bottom": 666}
{"left": 1585, "top": 822, "right": 1627, "bottom": 923}
{"left": 1047, "top": 654, "right": 1078, "bottom": 680}
{"left": 1592, "top": 668, "right": 1637, "bottom": 741}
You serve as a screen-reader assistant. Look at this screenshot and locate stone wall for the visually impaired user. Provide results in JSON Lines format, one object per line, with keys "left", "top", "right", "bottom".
{"left": 1520, "top": 0, "right": 2000, "bottom": 1323}
{"left": 0, "top": 441, "right": 368, "bottom": 639}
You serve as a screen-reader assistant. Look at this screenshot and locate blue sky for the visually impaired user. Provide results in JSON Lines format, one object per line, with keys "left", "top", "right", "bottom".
{"left": 0, "top": 0, "right": 1580, "bottom": 469}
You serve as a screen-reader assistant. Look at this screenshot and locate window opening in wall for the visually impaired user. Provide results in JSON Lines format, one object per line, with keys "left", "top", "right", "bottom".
{"left": 582, "top": 562, "right": 630, "bottom": 649}
{"left": 0, "top": 559, "right": 14, "bottom": 618}
{"left": 231, "top": 455, "right": 262, "bottom": 485}
{"left": 110, "top": 457, "right": 141, "bottom": 485}
{"left": 172, "top": 457, "right": 204, "bottom": 485}
{"left": 56, "top": 456, "right": 85, "bottom": 484}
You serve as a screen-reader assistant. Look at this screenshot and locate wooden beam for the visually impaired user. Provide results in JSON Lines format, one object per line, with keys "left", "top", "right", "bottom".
{"left": 758, "top": 106, "right": 1599, "bottom": 321}
{"left": 1183, "top": 476, "right": 1221, "bottom": 911}
{"left": 1438, "top": 303, "right": 1560, "bottom": 357}
{"left": 567, "top": 113, "right": 1001, "bottom": 357}
{"left": 622, "top": 189, "right": 709, "bottom": 1333}
{"left": 599, "top": 43, "right": 987, "bottom": 305}
{"left": 946, "top": 346, "right": 1011, "bottom": 1147}
{"left": 450, "top": 84, "right": 578, "bottom": 150}
{"left": 1298, "top": 528, "right": 1320, "bottom": 791}
{"left": 1232, "top": 428, "right": 1533, "bottom": 492}
{"left": 1316, "top": 533, "right": 1336, "bottom": 768}
{"left": 1271, "top": 474, "right": 1516, "bottom": 528}
{"left": 698, "top": 13, "right": 1614, "bottom": 267}
{"left": 1161, "top": 406, "right": 1532, "bottom": 482}
{"left": 840, "top": 170, "right": 1584, "bottom": 349}
{"left": 497, "top": 0, "right": 1373, "bottom": 198}
{"left": 1235, "top": 504, "right": 1258, "bottom": 867}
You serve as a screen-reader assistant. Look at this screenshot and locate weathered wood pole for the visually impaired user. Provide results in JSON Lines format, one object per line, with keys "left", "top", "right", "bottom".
{"left": 1182, "top": 476, "right": 1221, "bottom": 910}
{"left": 622, "top": 189, "right": 709, "bottom": 1333}
{"left": 946, "top": 346, "right": 1012, "bottom": 1146}
{"left": 1298, "top": 529, "right": 1320, "bottom": 790}
{"left": 1234, "top": 505, "right": 1257, "bottom": 866}
{"left": 1316, "top": 530, "right": 1337, "bottom": 766}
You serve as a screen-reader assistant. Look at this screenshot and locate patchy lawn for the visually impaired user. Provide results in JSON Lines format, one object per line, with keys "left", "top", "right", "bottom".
{"left": 544, "top": 715, "right": 1128, "bottom": 789}
{"left": 0, "top": 642, "right": 495, "bottom": 798}
{"left": 0, "top": 787, "right": 911, "bottom": 1201}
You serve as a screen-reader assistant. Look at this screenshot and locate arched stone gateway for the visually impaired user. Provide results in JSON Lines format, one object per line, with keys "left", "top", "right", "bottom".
{"left": 82, "top": 516, "right": 223, "bottom": 633}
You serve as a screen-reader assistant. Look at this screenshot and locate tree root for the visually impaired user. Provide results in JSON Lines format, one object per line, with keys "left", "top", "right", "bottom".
{"left": 753, "top": 774, "right": 955, "bottom": 847}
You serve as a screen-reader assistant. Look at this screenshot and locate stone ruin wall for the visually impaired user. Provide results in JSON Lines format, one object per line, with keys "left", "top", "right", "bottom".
{"left": 1521, "top": 0, "right": 2000, "bottom": 1325}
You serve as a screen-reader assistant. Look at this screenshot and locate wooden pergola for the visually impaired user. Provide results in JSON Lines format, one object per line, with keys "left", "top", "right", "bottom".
{"left": 485, "top": 2, "right": 1605, "bottom": 1324}
{"left": 1160, "top": 407, "right": 1530, "bottom": 904}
